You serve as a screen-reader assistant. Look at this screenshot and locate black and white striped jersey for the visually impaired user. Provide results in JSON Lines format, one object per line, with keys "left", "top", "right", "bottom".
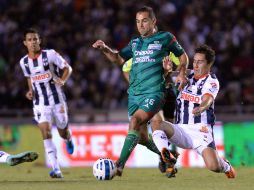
{"left": 175, "top": 71, "right": 220, "bottom": 125}
{"left": 19, "top": 49, "right": 69, "bottom": 106}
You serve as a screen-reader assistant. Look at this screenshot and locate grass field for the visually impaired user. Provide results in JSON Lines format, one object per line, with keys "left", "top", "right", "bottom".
{"left": 0, "top": 165, "right": 253, "bottom": 190}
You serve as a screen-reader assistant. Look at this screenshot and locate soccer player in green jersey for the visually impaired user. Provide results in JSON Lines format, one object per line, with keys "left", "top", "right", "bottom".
{"left": 93, "top": 6, "right": 188, "bottom": 177}
{"left": 122, "top": 53, "right": 180, "bottom": 176}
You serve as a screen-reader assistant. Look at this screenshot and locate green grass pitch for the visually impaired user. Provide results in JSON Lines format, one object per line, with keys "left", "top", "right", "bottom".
{"left": 0, "top": 165, "right": 253, "bottom": 190}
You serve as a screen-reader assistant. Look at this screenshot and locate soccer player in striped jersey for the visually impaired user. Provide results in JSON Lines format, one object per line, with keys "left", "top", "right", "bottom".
{"left": 19, "top": 28, "right": 74, "bottom": 178}
{"left": 152, "top": 45, "right": 236, "bottom": 178}
{"left": 0, "top": 151, "right": 38, "bottom": 166}
{"left": 93, "top": 6, "right": 188, "bottom": 177}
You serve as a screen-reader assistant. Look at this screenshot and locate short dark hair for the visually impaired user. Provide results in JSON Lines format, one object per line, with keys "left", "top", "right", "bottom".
{"left": 195, "top": 44, "right": 215, "bottom": 65}
{"left": 23, "top": 28, "right": 40, "bottom": 40}
{"left": 136, "top": 6, "right": 156, "bottom": 20}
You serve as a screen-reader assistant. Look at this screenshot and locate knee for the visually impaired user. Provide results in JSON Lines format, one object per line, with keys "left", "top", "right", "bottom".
{"left": 41, "top": 129, "right": 52, "bottom": 139}
{"left": 57, "top": 120, "right": 68, "bottom": 129}
{"left": 129, "top": 116, "right": 143, "bottom": 131}
{"left": 151, "top": 119, "right": 163, "bottom": 131}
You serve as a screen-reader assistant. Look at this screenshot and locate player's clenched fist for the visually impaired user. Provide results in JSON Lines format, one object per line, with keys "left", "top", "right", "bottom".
{"left": 26, "top": 90, "right": 33, "bottom": 100}
{"left": 92, "top": 40, "right": 106, "bottom": 50}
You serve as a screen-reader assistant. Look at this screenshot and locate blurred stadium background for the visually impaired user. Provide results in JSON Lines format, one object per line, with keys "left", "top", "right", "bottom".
{"left": 0, "top": 0, "right": 254, "bottom": 176}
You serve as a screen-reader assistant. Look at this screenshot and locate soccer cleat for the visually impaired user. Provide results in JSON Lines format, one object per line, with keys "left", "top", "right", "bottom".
{"left": 49, "top": 169, "right": 63, "bottom": 178}
{"left": 158, "top": 156, "right": 167, "bottom": 173}
{"left": 114, "top": 160, "right": 124, "bottom": 177}
{"left": 161, "top": 148, "right": 178, "bottom": 178}
{"left": 158, "top": 150, "right": 179, "bottom": 173}
{"left": 165, "top": 166, "right": 178, "bottom": 178}
{"left": 66, "top": 140, "right": 74, "bottom": 154}
{"left": 6, "top": 151, "right": 38, "bottom": 166}
{"left": 170, "top": 150, "right": 180, "bottom": 160}
{"left": 224, "top": 159, "right": 236, "bottom": 178}
{"left": 161, "top": 148, "right": 177, "bottom": 165}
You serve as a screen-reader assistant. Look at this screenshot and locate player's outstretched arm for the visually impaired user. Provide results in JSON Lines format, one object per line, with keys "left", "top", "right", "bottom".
{"left": 175, "top": 52, "right": 189, "bottom": 90}
{"left": 92, "top": 40, "right": 124, "bottom": 65}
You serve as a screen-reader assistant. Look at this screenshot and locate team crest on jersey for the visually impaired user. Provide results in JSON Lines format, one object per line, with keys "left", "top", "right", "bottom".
{"left": 148, "top": 43, "right": 162, "bottom": 50}
{"left": 42, "top": 57, "right": 48, "bottom": 66}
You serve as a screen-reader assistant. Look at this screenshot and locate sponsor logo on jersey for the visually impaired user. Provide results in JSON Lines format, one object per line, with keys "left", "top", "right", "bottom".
{"left": 180, "top": 92, "right": 201, "bottom": 103}
{"left": 209, "top": 82, "right": 218, "bottom": 93}
{"left": 199, "top": 126, "right": 209, "bottom": 133}
{"left": 135, "top": 56, "right": 155, "bottom": 63}
{"left": 134, "top": 50, "right": 153, "bottom": 56}
{"left": 31, "top": 71, "right": 52, "bottom": 82}
{"left": 148, "top": 44, "right": 162, "bottom": 50}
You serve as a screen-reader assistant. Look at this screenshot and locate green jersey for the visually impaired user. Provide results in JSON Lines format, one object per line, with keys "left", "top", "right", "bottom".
{"left": 119, "top": 31, "right": 184, "bottom": 95}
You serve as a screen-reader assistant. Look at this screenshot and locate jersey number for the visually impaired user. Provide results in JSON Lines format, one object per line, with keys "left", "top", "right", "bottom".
{"left": 144, "top": 98, "right": 155, "bottom": 108}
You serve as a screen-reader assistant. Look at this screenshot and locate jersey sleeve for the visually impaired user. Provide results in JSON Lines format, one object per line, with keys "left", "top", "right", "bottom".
{"left": 19, "top": 59, "right": 30, "bottom": 77}
{"left": 202, "top": 78, "right": 220, "bottom": 99}
{"left": 165, "top": 33, "right": 185, "bottom": 57}
{"left": 49, "top": 49, "right": 69, "bottom": 69}
{"left": 119, "top": 41, "right": 133, "bottom": 61}
{"left": 122, "top": 58, "right": 133, "bottom": 72}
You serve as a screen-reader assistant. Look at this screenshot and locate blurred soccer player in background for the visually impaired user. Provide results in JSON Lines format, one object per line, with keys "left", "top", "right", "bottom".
{"left": 19, "top": 28, "right": 74, "bottom": 178}
{"left": 93, "top": 6, "right": 188, "bottom": 177}
{"left": 152, "top": 45, "right": 236, "bottom": 178}
{"left": 0, "top": 151, "right": 38, "bottom": 166}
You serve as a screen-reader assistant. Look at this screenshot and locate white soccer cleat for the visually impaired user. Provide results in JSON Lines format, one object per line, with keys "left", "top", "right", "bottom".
{"left": 49, "top": 169, "right": 63, "bottom": 178}
{"left": 6, "top": 151, "right": 38, "bottom": 166}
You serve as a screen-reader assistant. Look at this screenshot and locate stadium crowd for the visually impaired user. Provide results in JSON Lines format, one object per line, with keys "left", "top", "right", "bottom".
{"left": 0, "top": 0, "right": 253, "bottom": 112}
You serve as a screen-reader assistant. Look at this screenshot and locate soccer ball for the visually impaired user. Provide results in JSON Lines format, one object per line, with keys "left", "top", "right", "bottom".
{"left": 93, "top": 158, "right": 116, "bottom": 180}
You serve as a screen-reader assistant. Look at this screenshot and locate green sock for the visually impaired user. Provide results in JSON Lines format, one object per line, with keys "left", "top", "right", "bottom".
{"left": 145, "top": 138, "right": 161, "bottom": 156}
{"left": 118, "top": 130, "right": 139, "bottom": 167}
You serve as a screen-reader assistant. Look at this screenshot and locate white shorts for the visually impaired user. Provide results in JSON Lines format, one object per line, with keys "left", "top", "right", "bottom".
{"left": 33, "top": 102, "right": 68, "bottom": 129}
{"left": 169, "top": 123, "right": 215, "bottom": 155}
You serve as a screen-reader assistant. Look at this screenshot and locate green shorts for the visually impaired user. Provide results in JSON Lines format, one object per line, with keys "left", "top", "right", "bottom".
{"left": 128, "top": 92, "right": 165, "bottom": 118}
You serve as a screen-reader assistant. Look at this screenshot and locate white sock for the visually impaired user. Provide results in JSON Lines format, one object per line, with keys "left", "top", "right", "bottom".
{"left": 43, "top": 139, "right": 60, "bottom": 171}
{"left": 219, "top": 157, "right": 231, "bottom": 173}
{"left": 152, "top": 130, "right": 170, "bottom": 152}
{"left": 0, "top": 151, "right": 10, "bottom": 163}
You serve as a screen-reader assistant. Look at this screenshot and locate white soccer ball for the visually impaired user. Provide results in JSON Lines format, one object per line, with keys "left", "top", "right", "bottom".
{"left": 93, "top": 158, "right": 116, "bottom": 180}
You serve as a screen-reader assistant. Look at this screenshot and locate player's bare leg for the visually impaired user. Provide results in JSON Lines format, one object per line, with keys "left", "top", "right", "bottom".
{"left": 58, "top": 127, "right": 74, "bottom": 154}
{"left": 202, "top": 147, "right": 236, "bottom": 178}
